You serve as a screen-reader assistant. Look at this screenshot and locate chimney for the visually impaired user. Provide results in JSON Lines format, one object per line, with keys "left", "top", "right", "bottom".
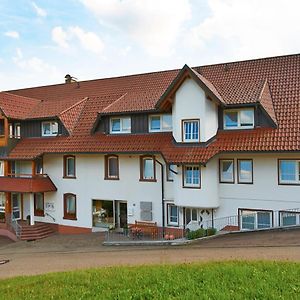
{"left": 65, "top": 74, "right": 72, "bottom": 84}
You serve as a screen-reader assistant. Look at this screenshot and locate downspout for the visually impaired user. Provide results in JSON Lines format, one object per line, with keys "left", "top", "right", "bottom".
{"left": 155, "top": 159, "right": 165, "bottom": 237}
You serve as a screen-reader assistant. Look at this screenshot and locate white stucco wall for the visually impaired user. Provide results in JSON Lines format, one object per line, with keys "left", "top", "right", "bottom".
{"left": 172, "top": 78, "right": 218, "bottom": 143}
{"left": 173, "top": 158, "right": 219, "bottom": 208}
{"left": 40, "top": 154, "right": 172, "bottom": 228}
{"left": 216, "top": 153, "right": 300, "bottom": 220}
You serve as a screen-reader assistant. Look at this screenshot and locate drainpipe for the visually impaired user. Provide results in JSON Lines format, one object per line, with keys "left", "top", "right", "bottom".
{"left": 155, "top": 159, "right": 165, "bottom": 237}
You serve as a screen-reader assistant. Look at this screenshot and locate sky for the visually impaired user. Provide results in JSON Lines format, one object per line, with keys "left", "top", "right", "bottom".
{"left": 0, "top": 0, "right": 300, "bottom": 90}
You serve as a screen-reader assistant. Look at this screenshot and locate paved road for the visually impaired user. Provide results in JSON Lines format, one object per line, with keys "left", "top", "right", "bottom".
{"left": 0, "top": 228, "right": 299, "bottom": 279}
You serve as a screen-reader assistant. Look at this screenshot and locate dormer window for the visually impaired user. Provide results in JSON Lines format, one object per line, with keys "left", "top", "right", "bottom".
{"left": 224, "top": 109, "right": 254, "bottom": 129}
{"left": 110, "top": 117, "right": 131, "bottom": 134}
{"left": 149, "top": 114, "right": 172, "bottom": 132}
{"left": 42, "top": 121, "right": 58, "bottom": 136}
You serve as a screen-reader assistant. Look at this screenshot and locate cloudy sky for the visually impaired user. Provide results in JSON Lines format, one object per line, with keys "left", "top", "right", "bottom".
{"left": 0, "top": 0, "right": 300, "bottom": 90}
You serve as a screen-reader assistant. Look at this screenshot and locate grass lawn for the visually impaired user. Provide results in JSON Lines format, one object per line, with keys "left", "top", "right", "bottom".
{"left": 0, "top": 261, "right": 299, "bottom": 299}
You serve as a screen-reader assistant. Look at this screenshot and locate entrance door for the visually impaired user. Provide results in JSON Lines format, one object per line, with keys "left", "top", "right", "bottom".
{"left": 118, "top": 202, "right": 128, "bottom": 228}
{"left": 12, "top": 193, "right": 21, "bottom": 220}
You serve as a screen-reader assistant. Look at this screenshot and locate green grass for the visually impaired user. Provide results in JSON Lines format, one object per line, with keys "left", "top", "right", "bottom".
{"left": 1, "top": 261, "right": 300, "bottom": 299}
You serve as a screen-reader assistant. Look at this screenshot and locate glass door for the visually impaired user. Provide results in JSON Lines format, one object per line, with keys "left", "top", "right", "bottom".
{"left": 0, "top": 193, "right": 5, "bottom": 222}
{"left": 12, "top": 193, "right": 21, "bottom": 220}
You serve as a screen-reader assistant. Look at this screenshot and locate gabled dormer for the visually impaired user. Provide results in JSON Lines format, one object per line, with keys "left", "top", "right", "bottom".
{"left": 156, "top": 64, "right": 223, "bottom": 143}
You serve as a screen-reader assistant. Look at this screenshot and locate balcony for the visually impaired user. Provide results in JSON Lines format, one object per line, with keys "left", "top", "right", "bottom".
{"left": 0, "top": 174, "right": 57, "bottom": 193}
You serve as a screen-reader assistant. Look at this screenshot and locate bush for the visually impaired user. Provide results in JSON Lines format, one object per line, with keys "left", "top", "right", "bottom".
{"left": 186, "top": 228, "right": 206, "bottom": 240}
{"left": 206, "top": 227, "right": 217, "bottom": 236}
{"left": 186, "top": 227, "right": 217, "bottom": 240}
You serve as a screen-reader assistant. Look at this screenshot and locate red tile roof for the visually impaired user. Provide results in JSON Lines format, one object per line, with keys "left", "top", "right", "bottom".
{"left": 0, "top": 92, "right": 41, "bottom": 119}
{"left": 0, "top": 176, "right": 57, "bottom": 193}
{"left": 3, "top": 53, "right": 300, "bottom": 163}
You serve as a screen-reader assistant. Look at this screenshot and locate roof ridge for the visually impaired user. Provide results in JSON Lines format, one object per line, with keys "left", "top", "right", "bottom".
{"left": 102, "top": 93, "right": 128, "bottom": 113}
{"left": 60, "top": 97, "right": 89, "bottom": 116}
{"left": 190, "top": 67, "right": 225, "bottom": 103}
{"left": 196, "top": 52, "right": 300, "bottom": 69}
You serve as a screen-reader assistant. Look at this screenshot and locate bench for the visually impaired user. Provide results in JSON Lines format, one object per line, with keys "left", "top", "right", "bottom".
{"left": 129, "top": 221, "right": 158, "bottom": 239}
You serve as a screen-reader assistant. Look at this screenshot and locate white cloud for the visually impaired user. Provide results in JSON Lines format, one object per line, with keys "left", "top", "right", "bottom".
{"left": 4, "top": 31, "right": 20, "bottom": 39}
{"left": 80, "top": 0, "right": 191, "bottom": 57}
{"left": 52, "top": 26, "right": 69, "bottom": 48}
{"left": 51, "top": 26, "right": 104, "bottom": 54}
{"left": 32, "top": 2, "right": 47, "bottom": 17}
{"left": 186, "top": 0, "right": 300, "bottom": 59}
{"left": 13, "top": 48, "right": 61, "bottom": 77}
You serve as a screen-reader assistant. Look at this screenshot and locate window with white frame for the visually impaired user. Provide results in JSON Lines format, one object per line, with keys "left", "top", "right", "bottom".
{"left": 149, "top": 114, "right": 172, "bottom": 132}
{"left": 224, "top": 109, "right": 254, "bottom": 129}
{"left": 140, "top": 156, "right": 155, "bottom": 181}
{"left": 110, "top": 117, "right": 131, "bottom": 134}
{"left": 42, "top": 121, "right": 58, "bottom": 136}
{"left": 182, "top": 120, "right": 199, "bottom": 142}
{"left": 238, "top": 159, "right": 253, "bottom": 183}
{"left": 167, "top": 204, "right": 179, "bottom": 226}
{"left": 0, "top": 161, "right": 4, "bottom": 176}
{"left": 183, "top": 165, "right": 200, "bottom": 188}
{"left": 279, "top": 160, "right": 300, "bottom": 184}
{"left": 240, "top": 209, "right": 272, "bottom": 230}
{"left": 280, "top": 211, "right": 300, "bottom": 226}
{"left": 219, "top": 159, "right": 234, "bottom": 183}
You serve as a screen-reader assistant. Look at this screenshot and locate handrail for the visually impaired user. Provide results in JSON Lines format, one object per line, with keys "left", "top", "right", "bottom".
{"left": 7, "top": 214, "right": 22, "bottom": 238}
{"left": 45, "top": 212, "right": 56, "bottom": 222}
{"left": 5, "top": 173, "right": 49, "bottom": 178}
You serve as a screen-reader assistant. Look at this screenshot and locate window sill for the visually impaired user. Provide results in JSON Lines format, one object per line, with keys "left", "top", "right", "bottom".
{"left": 63, "top": 176, "right": 76, "bottom": 179}
{"left": 183, "top": 185, "right": 201, "bottom": 189}
{"left": 63, "top": 216, "right": 77, "bottom": 221}
{"left": 278, "top": 182, "right": 300, "bottom": 186}
{"left": 220, "top": 181, "right": 235, "bottom": 184}
{"left": 104, "top": 177, "right": 120, "bottom": 181}
{"left": 237, "top": 181, "right": 253, "bottom": 184}
{"left": 139, "top": 178, "right": 157, "bottom": 182}
{"left": 167, "top": 223, "right": 179, "bottom": 227}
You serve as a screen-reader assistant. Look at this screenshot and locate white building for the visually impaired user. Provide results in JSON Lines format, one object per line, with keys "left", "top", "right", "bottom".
{"left": 0, "top": 55, "right": 300, "bottom": 238}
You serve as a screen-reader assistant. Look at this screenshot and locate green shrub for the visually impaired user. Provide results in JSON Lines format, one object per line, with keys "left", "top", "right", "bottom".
{"left": 186, "top": 228, "right": 206, "bottom": 240}
{"left": 206, "top": 227, "right": 217, "bottom": 236}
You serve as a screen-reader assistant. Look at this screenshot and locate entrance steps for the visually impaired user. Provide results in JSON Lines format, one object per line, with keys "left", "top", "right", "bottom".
{"left": 20, "top": 222, "right": 54, "bottom": 241}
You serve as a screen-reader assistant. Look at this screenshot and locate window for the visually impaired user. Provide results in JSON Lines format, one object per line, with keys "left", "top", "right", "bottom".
{"left": 149, "top": 114, "right": 172, "bottom": 132}
{"left": 14, "top": 123, "right": 21, "bottom": 138}
{"left": 63, "top": 155, "right": 76, "bottom": 178}
{"left": 239, "top": 209, "right": 272, "bottom": 230}
{"left": 0, "top": 193, "right": 5, "bottom": 221}
{"left": 183, "top": 165, "right": 201, "bottom": 188}
{"left": 167, "top": 204, "right": 179, "bottom": 226}
{"left": 140, "top": 156, "right": 156, "bottom": 181}
{"left": 105, "top": 155, "right": 119, "bottom": 180}
{"left": 0, "top": 161, "right": 4, "bottom": 176}
{"left": 0, "top": 119, "right": 4, "bottom": 136}
{"left": 63, "top": 193, "right": 77, "bottom": 220}
{"left": 110, "top": 117, "right": 131, "bottom": 134}
{"left": 167, "top": 164, "right": 176, "bottom": 181}
{"left": 219, "top": 159, "right": 234, "bottom": 183}
{"left": 34, "top": 193, "right": 44, "bottom": 216}
{"left": 224, "top": 109, "right": 254, "bottom": 129}
{"left": 280, "top": 211, "right": 300, "bottom": 226}
{"left": 238, "top": 159, "right": 253, "bottom": 184}
{"left": 182, "top": 120, "right": 199, "bottom": 142}
{"left": 35, "top": 158, "right": 43, "bottom": 175}
{"left": 42, "top": 121, "right": 58, "bottom": 136}
{"left": 279, "top": 160, "right": 300, "bottom": 184}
